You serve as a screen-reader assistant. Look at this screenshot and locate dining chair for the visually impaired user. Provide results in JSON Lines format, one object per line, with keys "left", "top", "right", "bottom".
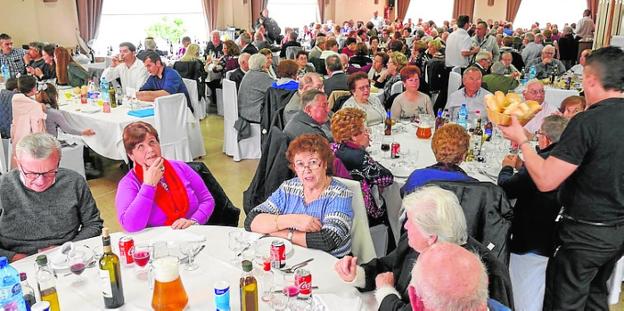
{"left": 182, "top": 78, "right": 206, "bottom": 120}
{"left": 222, "top": 79, "right": 261, "bottom": 162}
{"left": 154, "top": 93, "right": 193, "bottom": 162}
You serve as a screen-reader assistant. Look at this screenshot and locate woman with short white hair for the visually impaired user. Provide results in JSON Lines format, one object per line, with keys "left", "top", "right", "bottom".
{"left": 237, "top": 54, "right": 274, "bottom": 123}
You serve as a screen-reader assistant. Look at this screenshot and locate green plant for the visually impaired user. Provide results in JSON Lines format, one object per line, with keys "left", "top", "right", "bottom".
{"left": 145, "top": 17, "right": 186, "bottom": 43}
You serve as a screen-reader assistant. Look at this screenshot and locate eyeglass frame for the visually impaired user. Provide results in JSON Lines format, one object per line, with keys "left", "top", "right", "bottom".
{"left": 292, "top": 158, "right": 323, "bottom": 172}
{"left": 18, "top": 160, "right": 60, "bottom": 181}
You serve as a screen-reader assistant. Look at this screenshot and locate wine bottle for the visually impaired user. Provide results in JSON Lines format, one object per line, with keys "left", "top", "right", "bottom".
{"left": 99, "top": 228, "right": 125, "bottom": 308}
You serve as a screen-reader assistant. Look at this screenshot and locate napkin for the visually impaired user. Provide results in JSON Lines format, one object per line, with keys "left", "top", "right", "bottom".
{"left": 313, "top": 293, "right": 363, "bottom": 311}
{"left": 128, "top": 108, "right": 154, "bottom": 118}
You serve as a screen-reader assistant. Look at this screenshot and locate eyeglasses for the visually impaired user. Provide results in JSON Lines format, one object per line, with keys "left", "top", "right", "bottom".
{"left": 527, "top": 89, "right": 545, "bottom": 95}
{"left": 356, "top": 85, "right": 371, "bottom": 92}
{"left": 293, "top": 159, "right": 322, "bottom": 171}
{"left": 19, "top": 165, "right": 58, "bottom": 181}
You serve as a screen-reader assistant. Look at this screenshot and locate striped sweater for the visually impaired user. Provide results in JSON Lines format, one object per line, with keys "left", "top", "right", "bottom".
{"left": 244, "top": 177, "right": 353, "bottom": 257}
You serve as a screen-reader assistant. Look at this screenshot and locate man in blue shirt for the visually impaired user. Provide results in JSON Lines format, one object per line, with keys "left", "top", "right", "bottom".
{"left": 137, "top": 51, "right": 192, "bottom": 112}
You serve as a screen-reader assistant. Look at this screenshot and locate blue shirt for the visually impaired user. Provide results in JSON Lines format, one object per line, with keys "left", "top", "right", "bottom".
{"left": 140, "top": 67, "right": 192, "bottom": 111}
{"left": 402, "top": 165, "right": 476, "bottom": 196}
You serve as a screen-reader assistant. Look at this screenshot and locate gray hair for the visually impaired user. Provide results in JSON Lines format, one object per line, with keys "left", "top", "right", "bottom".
{"left": 403, "top": 186, "right": 468, "bottom": 245}
{"left": 475, "top": 51, "right": 492, "bottom": 62}
{"left": 239, "top": 32, "right": 251, "bottom": 45}
{"left": 541, "top": 115, "right": 568, "bottom": 143}
{"left": 524, "top": 32, "right": 535, "bottom": 42}
{"left": 298, "top": 72, "right": 322, "bottom": 91}
{"left": 542, "top": 44, "right": 556, "bottom": 54}
{"left": 238, "top": 52, "right": 251, "bottom": 66}
{"left": 301, "top": 89, "right": 326, "bottom": 109}
{"left": 248, "top": 53, "right": 267, "bottom": 71}
{"left": 325, "top": 54, "right": 342, "bottom": 72}
{"left": 15, "top": 133, "right": 62, "bottom": 160}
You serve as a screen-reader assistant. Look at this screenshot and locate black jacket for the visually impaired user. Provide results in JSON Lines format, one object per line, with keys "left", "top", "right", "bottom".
{"left": 429, "top": 180, "right": 514, "bottom": 267}
{"left": 185, "top": 162, "right": 240, "bottom": 227}
{"left": 280, "top": 41, "right": 302, "bottom": 58}
{"left": 498, "top": 144, "right": 561, "bottom": 256}
{"left": 229, "top": 68, "right": 245, "bottom": 91}
{"left": 260, "top": 88, "right": 296, "bottom": 144}
{"left": 557, "top": 34, "right": 579, "bottom": 62}
{"left": 173, "top": 60, "right": 206, "bottom": 100}
{"left": 241, "top": 44, "right": 259, "bottom": 55}
{"left": 360, "top": 234, "right": 514, "bottom": 310}
{"left": 204, "top": 41, "right": 224, "bottom": 58}
{"left": 243, "top": 127, "right": 294, "bottom": 213}
{"left": 323, "top": 72, "right": 349, "bottom": 98}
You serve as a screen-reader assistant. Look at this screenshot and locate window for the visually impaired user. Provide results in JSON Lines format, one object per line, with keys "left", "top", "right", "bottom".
{"left": 267, "top": 0, "right": 319, "bottom": 31}
{"left": 404, "top": 0, "right": 454, "bottom": 27}
{"left": 514, "top": 0, "right": 586, "bottom": 30}
{"left": 94, "top": 0, "right": 207, "bottom": 55}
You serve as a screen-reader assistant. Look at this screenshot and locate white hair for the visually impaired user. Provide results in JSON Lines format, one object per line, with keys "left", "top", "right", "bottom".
{"left": 238, "top": 52, "right": 251, "bottom": 66}
{"left": 402, "top": 186, "right": 468, "bottom": 245}
{"left": 248, "top": 53, "right": 267, "bottom": 71}
{"left": 15, "top": 132, "right": 62, "bottom": 160}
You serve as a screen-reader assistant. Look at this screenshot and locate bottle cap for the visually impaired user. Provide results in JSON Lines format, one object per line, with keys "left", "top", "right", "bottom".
{"left": 0, "top": 257, "right": 7, "bottom": 268}
{"left": 35, "top": 255, "right": 48, "bottom": 266}
{"left": 263, "top": 260, "right": 271, "bottom": 271}
{"left": 19, "top": 272, "right": 27, "bottom": 281}
{"left": 241, "top": 260, "right": 253, "bottom": 272}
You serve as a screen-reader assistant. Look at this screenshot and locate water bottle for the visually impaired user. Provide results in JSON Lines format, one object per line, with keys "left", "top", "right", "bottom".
{"left": 458, "top": 103, "right": 468, "bottom": 129}
{"left": 100, "top": 76, "right": 109, "bottom": 102}
{"left": 87, "top": 79, "right": 96, "bottom": 105}
{"left": 1, "top": 64, "right": 9, "bottom": 81}
{"left": 0, "top": 257, "right": 27, "bottom": 311}
{"left": 529, "top": 65, "right": 537, "bottom": 80}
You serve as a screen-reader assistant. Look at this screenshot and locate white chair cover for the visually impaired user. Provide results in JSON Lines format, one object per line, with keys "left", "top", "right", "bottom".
{"left": 154, "top": 94, "right": 193, "bottom": 162}
{"left": 608, "top": 256, "right": 624, "bottom": 305}
{"left": 390, "top": 80, "right": 404, "bottom": 96}
{"left": 451, "top": 66, "right": 462, "bottom": 74}
{"left": 334, "top": 177, "right": 376, "bottom": 264}
{"left": 216, "top": 88, "right": 224, "bottom": 116}
{"left": 60, "top": 143, "right": 85, "bottom": 179}
{"left": 225, "top": 69, "right": 237, "bottom": 80}
{"left": 448, "top": 71, "right": 462, "bottom": 97}
{"left": 286, "top": 46, "right": 304, "bottom": 60}
{"left": 182, "top": 78, "right": 206, "bottom": 120}
{"left": 222, "top": 79, "right": 261, "bottom": 162}
{"left": 0, "top": 137, "right": 7, "bottom": 175}
{"left": 509, "top": 252, "right": 549, "bottom": 311}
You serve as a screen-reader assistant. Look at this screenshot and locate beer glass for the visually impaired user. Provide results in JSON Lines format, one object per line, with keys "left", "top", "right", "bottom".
{"left": 416, "top": 114, "right": 433, "bottom": 139}
{"left": 151, "top": 256, "right": 188, "bottom": 311}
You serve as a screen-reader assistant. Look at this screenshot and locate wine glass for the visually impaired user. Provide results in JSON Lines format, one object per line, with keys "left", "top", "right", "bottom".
{"left": 131, "top": 244, "right": 152, "bottom": 270}
{"left": 228, "top": 231, "right": 243, "bottom": 264}
{"left": 179, "top": 241, "right": 202, "bottom": 271}
{"left": 68, "top": 250, "right": 87, "bottom": 284}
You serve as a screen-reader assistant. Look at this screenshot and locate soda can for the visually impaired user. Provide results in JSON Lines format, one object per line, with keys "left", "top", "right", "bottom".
{"left": 391, "top": 142, "right": 400, "bottom": 159}
{"left": 31, "top": 301, "right": 51, "bottom": 311}
{"left": 270, "top": 240, "right": 285, "bottom": 269}
{"left": 118, "top": 236, "right": 135, "bottom": 265}
{"left": 294, "top": 268, "right": 312, "bottom": 299}
{"left": 214, "top": 281, "right": 230, "bottom": 311}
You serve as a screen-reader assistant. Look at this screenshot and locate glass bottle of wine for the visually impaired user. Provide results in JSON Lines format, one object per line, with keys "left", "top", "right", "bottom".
{"left": 99, "top": 228, "right": 125, "bottom": 308}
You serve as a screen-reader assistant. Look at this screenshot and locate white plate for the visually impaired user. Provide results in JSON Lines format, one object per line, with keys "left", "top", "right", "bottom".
{"left": 392, "top": 167, "right": 413, "bottom": 178}
{"left": 253, "top": 237, "right": 294, "bottom": 260}
{"left": 49, "top": 245, "right": 95, "bottom": 272}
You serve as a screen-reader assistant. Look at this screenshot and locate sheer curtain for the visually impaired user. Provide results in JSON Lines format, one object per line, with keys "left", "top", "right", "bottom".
{"left": 75, "top": 0, "right": 103, "bottom": 43}
{"left": 201, "top": 0, "right": 219, "bottom": 32}
{"left": 452, "top": 0, "right": 475, "bottom": 21}
{"left": 506, "top": 0, "right": 522, "bottom": 22}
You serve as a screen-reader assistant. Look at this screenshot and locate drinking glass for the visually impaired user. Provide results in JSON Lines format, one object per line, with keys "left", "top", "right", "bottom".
{"left": 270, "top": 274, "right": 289, "bottom": 311}
{"left": 68, "top": 250, "right": 87, "bottom": 284}
{"left": 179, "top": 241, "right": 202, "bottom": 271}
{"left": 131, "top": 244, "right": 152, "bottom": 270}
{"left": 399, "top": 111, "right": 411, "bottom": 126}
{"left": 228, "top": 231, "right": 243, "bottom": 264}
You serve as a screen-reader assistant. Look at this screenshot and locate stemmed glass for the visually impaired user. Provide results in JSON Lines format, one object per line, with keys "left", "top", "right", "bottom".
{"left": 131, "top": 244, "right": 152, "bottom": 272}
{"left": 179, "top": 241, "right": 202, "bottom": 271}
{"left": 228, "top": 231, "right": 243, "bottom": 265}
{"left": 68, "top": 250, "right": 87, "bottom": 284}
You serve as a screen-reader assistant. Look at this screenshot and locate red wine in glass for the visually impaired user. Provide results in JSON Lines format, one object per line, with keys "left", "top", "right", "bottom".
{"left": 381, "top": 143, "right": 390, "bottom": 152}
{"left": 133, "top": 251, "right": 150, "bottom": 267}
{"left": 70, "top": 263, "right": 86, "bottom": 275}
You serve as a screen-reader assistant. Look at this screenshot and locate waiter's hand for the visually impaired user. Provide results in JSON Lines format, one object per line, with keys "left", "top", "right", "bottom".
{"left": 498, "top": 116, "right": 528, "bottom": 145}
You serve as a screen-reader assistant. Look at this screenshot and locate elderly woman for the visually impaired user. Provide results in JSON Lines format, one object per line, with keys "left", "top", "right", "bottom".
{"left": 401, "top": 124, "right": 476, "bottom": 196}
{"left": 369, "top": 52, "right": 388, "bottom": 88}
{"left": 379, "top": 51, "right": 408, "bottom": 102}
{"left": 390, "top": 66, "right": 433, "bottom": 119}
{"left": 115, "top": 122, "right": 215, "bottom": 232}
{"left": 340, "top": 72, "right": 386, "bottom": 126}
{"left": 173, "top": 43, "right": 206, "bottom": 101}
{"left": 238, "top": 53, "right": 275, "bottom": 123}
{"left": 258, "top": 48, "right": 278, "bottom": 80}
{"left": 271, "top": 59, "right": 299, "bottom": 91}
{"left": 245, "top": 134, "right": 354, "bottom": 257}
{"left": 331, "top": 108, "right": 393, "bottom": 224}
{"left": 558, "top": 95, "right": 586, "bottom": 119}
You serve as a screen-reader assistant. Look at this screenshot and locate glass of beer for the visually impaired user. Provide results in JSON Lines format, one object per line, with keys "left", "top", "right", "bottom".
{"left": 151, "top": 256, "right": 188, "bottom": 311}
{"left": 416, "top": 114, "right": 433, "bottom": 139}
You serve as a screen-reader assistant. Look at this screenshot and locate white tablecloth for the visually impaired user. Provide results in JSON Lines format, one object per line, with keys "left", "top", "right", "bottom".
{"left": 11, "top": 226, "right": 375, "bottom": 310}
{"left": 59, "top": 96, "right": 205, "bottom": 162}
{"left": 513, "top": 85, "right": 579, "bottom": 111}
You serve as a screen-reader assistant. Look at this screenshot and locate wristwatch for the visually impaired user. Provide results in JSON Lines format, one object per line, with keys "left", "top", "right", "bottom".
{"left": 287, "top": 229, "right": 294, "bottom": 242}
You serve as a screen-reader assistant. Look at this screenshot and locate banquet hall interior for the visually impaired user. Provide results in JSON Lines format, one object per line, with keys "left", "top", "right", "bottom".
{"left": 2, "top": 0, "right": 624, "bottom": 310}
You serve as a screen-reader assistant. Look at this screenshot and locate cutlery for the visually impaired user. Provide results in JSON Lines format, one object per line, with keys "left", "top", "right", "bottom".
{"left": 281, "top": 258, "right": 314, "bottom": 273}
{"left": 272, "top": 286, "right": 318, "bottom": 293}
{"left": 236, "top": 243, "right": 252, "bottom": 257}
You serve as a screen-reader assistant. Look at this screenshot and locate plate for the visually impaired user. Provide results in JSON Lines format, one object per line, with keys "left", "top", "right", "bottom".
{"left": 49, "top": 245, "right": 95, "bottom": 272}
{"left": 253, "top": 237, "right": 294, "bottom": 259}
{"left": 392, "top": 166, "right": 413, "bottom": 178}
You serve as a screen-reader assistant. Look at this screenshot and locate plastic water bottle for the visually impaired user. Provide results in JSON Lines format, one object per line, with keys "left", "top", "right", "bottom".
{"left": 458, "top": 103, "right": 468, "bottom": 129}
{"left": 0, "top": 257, "right": 27, "bottom": 311}
{"left": 1, "top": 64, "right": 9, "bottom": 81}
{"left": 529, "top": 65, "right": 537, "bottom": 80}
{"left": 87, "top": 79, "right": 96, "bottom": 105}
{"left": 100, "top": 76, "right": 109, "bottom": 102}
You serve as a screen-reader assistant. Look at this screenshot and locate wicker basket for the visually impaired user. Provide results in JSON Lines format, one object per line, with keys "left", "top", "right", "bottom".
{"left": 486, "top": 100, "right": 542, "bottom": 126}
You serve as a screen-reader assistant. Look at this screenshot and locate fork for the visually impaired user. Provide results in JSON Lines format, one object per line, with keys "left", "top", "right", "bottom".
{"left": 281, "top": 258, "right": 314, "bottom": 273}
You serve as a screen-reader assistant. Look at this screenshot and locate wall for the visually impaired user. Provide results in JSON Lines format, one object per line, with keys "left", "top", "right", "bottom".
{"left": 329, "top": 0, "right": 386, "bottom": 24}
{"left": 473, "top": 0, "right": 507, "bottom": 22}
{"left": 0, "top": 0, "right": 79, "bottom": 47}
{"left": 217, "top": 0, "right": 252, "bottom": 30}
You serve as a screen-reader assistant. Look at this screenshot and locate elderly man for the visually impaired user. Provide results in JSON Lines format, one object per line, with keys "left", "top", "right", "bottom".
{"left": 483, "top": 52, "right": 520, "bottom": 93}
{"left": 474, "top": 51, "right": 493, "bottom": 76}
{"left": 279, "top": 31, "right": 301, "bottom": 59}
{"left": 239, "top": 32, "right": 258, "bottom": 55}
{"left": 521, "top": 32, "right": 543, "bottom": 65}
{"left": 0, "top": 33, "right": 26, "bottom": 78}
{"left": 137, "top": 51, "right": 192, "bottom": 111}
{"left": 522, "top": 80, "right": 559, "bottom": 134}
{"left": 238, "top": 53, "right": 274, "bottom": 123}
{"left": 570, "top": 48, "right": 591, "bottom": 76}
{"left": 102, "top": 42, "right": 149, "bottom": 95}
{"left": 472, "top": 21, "right": 500, "bottom": 61}
{"left": 283, "top": 89, "right": 332, "bottom": 141}
{"left": 526, "top": 45, "right": 566, "bottom": 79}
{"left": 445, "top": 16, "right": 480, "bottom": 70}
{"left": 323, "top": 54, "right": 349, "bottom": 96}
{"left": 229, "top": 52, "right": 250, "bottom": 90}
{"left": 408, "top": 243, "right": 509, "bottom": 311}
{"left": 499, "top": 46, "right": 624, "bottom": 310}
{"left": 497, "top": 115, "right": 568, "bottom": 311}
{"left": 491, "top": 52, "right": 520, "bottom": 78}
{"left": 445, "top": 66, "right": 492, "bottom": 122}
{"left": 253, "top": 31, "right": 270, "bottom": 51}
{"left": 335, "top": 186, "right": 513, "bottom": 310}
{"left": 205, "top": 31, "right": 223, "bottom": 58}
{"left": 308, "top": 34, "right": 326, "bottom": 60}
{"left": 283, "top": 72, "right": 324, "bottom": 123}
{"left": 0, "top": 133, "right": 103, "bottom": 262}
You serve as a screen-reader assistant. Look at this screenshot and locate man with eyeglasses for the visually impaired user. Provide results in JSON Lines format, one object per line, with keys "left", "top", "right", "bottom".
{"left": 0, "top": 133, "right": 103, "bottom": 262}
{"left": 522, "top": 80, "right": 560, "bottom": 134}
{"left": 497, "top": 115, "right": 568, "bottom": 311}
{"left": 525, "top": 45, "right": 566, "bottom": 80}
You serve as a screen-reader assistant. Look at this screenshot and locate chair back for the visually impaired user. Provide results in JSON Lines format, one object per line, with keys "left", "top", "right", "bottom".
{"left": 222, "top": 79, "right": 239, "bottom": 156}
{"left": 186, "top": 162, "right": 241, "bottom": 227}
{"left": 0, "top": 137, "right": 7, "bottom": 175}
{"left": 451, "top": 66, "right": 462, "bottom": 74}
{"left": 328, "top": 90, "right": 352, "bottom": 111}
{"left": 225, "top": 69, "right": 236, "bottom": 80}
{"left": 334, "top": 177, "right": 376, "bottom": 264}
{"left": 182, "top": 78, "right": 205, "bottom": 120}
{"left": 286, "top": 46, "right": 303, "bottom": 59}
{"left": 390, "top": 80, "right": 404, "bottom": 96}
{"left": 154, "top": 93, "right": 193, "bottom": 162}
{"left": 448, "top": 71, "right": 463, "bottom": 96}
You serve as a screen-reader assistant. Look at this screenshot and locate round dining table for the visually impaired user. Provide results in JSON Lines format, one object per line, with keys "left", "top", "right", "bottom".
{"left": 11, "top": 226, "right": 376, "bottom": 310}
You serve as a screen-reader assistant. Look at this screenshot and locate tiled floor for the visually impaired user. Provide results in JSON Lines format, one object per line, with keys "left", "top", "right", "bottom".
{"left": 86, "top": 113, "right": 624, "bottom": 309}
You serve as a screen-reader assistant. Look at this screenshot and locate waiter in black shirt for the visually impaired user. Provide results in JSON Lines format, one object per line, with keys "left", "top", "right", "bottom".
{"left": 499, "top": 46, "right": 624, "bottom": 310}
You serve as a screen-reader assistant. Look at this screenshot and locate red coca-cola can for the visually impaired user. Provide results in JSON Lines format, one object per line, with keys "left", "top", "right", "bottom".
{"left": 118, "top": 236, "right": 135, "bottom": 265}
{"left": 295, "top": 268, "right": 312, "bottom": 299}
{"left": 270, "top": 240, "right": 286, "bottom": 269}
{"left": 391, "top": 142, "right": 400, "bottom": 159}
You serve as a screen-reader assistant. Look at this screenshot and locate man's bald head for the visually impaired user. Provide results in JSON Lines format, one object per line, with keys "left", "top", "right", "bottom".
{"left": 411, "top": 243, "right": 488, "bottom": 310}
